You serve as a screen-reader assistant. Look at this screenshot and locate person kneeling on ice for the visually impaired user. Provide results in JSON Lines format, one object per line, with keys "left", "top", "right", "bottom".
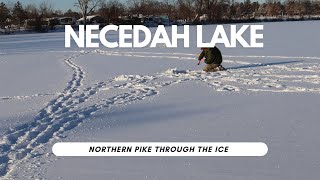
{"left": 198, "top": 46, "right": 226, "bottom": 72}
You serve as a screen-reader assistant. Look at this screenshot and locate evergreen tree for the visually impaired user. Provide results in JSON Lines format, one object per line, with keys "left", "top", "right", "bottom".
{"left": 0, "top": 2, "right": 10, "bottom": 29}
{"left": 12, "top": 1, "right": 26, "bottom": 27}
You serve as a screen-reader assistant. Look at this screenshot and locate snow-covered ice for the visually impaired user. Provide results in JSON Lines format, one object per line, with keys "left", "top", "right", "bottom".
{"left": 0, "top": 21, "right": 320, "bottom": 179}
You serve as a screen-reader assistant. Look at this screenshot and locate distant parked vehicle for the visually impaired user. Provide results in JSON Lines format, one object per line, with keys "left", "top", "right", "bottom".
{"left": 158, "top": 16, "right": 171, "bottom": 26}
{"left": 143, "top": 17, "right": 158, "bottom": 27}
{"left": 143, "top": 16, "right": 171, "bottom": 27}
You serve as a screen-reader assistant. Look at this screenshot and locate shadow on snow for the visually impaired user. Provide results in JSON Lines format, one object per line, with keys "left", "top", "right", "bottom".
{"left": 227, "top": 60, "right": 303, "bottom": 70}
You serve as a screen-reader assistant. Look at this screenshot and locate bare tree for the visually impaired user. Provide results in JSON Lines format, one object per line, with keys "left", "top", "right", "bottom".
{"left": 75, "top": 0, "right": 103, "bottom": 27}
{"left": 99, "top": 0, "right": 125, "bottom": 24}
{"left": 39, "top": 1, "right": 53, "bottom": 18}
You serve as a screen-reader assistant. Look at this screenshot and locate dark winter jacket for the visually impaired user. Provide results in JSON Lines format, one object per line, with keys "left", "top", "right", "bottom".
{"left": 198, "top": 47, "right": 223, "bottom": 65}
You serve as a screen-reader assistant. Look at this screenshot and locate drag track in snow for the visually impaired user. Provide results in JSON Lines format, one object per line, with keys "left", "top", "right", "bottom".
{"left": 1, "top": 49, "right": 320, "bottom": 177}
{"left": 0, "top": 93, "right": 57, "bottom": 101}
{"left": 94, "top": 49, "right": 320, "bottom": 93}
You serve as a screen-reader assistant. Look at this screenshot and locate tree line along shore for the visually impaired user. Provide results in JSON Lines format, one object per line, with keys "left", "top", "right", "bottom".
{"left": 1, "top": 0, "right": 320, "bottom": 34}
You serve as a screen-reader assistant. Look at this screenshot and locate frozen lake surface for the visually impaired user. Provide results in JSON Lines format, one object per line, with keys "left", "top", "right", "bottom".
{"left": 0, "top": 21, "right": 320, "bottom": 179}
